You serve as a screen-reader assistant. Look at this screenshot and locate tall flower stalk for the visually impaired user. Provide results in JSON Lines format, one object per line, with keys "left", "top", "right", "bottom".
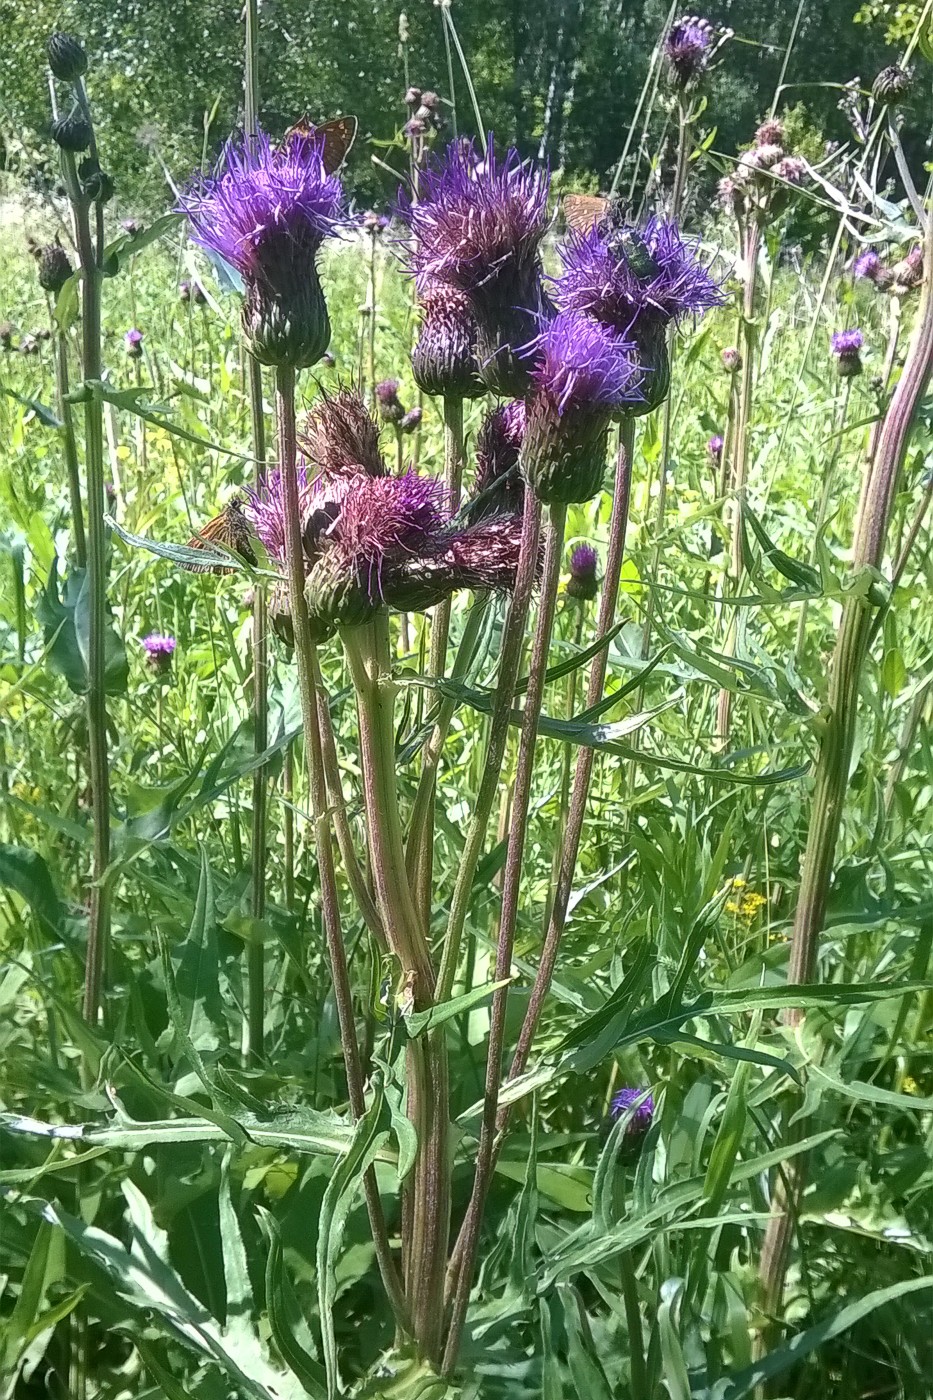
{"left": 759, "top": 212, "right": 933, "bottom": 1324}
{"left": 47, "top": 36, "right": 112, "bottom": 1025}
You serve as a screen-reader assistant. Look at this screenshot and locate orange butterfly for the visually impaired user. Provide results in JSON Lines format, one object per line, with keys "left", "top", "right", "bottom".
{"left": 284, "top": 115, "right": 358, "bottom": 174}
{"left": 562, "top": 193, "right": 612, "bottom": 233}
{"left": 182, "top": 497, "right": 258, "bottom": 574}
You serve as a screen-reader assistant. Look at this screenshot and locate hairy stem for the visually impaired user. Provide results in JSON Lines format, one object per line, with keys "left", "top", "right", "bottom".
{"left": 341, "top": 615, "right": 447, "bottom": 1360}
{"left": 443, "top": 501, "right": 567, "bottom": 1374}
{"left": 53, "top": 326, "right": 86, "bottom": 568}
{"left": 276, "top": 365, "right": 409, "bottom": 1336}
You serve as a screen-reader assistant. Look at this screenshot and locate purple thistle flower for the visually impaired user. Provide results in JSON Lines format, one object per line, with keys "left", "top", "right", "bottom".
{"left": 411, "top": 280, "right": 484, "bottom": 399}
{"left": 400, "top": 137, "right": 552, "bottom": 395}
{"left": 852, "top": 248, "right": 883, "bottom": 282}
{"left": 244, "top": 465, "right": 315, "bottom": 567}
{"left": 554, "top": 216, "right": 723, "bottom": 333}
{"left": 178, "top": 129, "right": 345, "bottom": 368}
{"left": 375, "top": 378, "right": 405, "bottom": 424}
{"left": 708, "top": 433, "right": 724, "bottom": 461}
{"left": 471, "top": 400, "right": 526, "bottom": 520}
{"left": 566, "top": 542, "right": 599, "bottom": 600}
{"left": 125, "top": 328, "right": 144, "bottom": 358}
{"left": 529, "top": 311, "right": 642, "bottom": 416}
{"left": 142, "top": 632, "right": 176, "bottom": 675}
{"left": 523, "top": 311, "right": 643, "bottom": 504}
{"left": 664, "top": 15, "right": 715, "bottom": 87}
{"left": 831, "top": 327, "right": 864, "bottom": 377}
{"left": 399, "top": 405, "right": 422, "bottom": 433}
{"left": 610, "top": 1087, "right": 655, "bottom": 1135}
{"left": 772, "top": 155, "right": 806, "bottom": 187}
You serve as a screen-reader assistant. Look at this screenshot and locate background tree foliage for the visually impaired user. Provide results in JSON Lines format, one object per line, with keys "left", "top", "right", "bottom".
{"left": 0, "top": 0, "right": 906, "bottom": 209}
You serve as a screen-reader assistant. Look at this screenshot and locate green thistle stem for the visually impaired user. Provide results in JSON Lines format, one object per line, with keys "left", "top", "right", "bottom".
{"left": 443, "top": 500, "right": 567, "bottom": 1373}
{"left": 275, "top": 365, "right": 409, "bottom": 1338}
{"left": 341, "top": 615, "right": 447, "bottom": 1360}
{"left": 53, "top": 324, "right": 86, "bottom": 568}
{"left": 62, "top": 147, "right": 110, "bottom": 1028}
{"left": 759, "top": 210, "right": 933, "bottom": 1326}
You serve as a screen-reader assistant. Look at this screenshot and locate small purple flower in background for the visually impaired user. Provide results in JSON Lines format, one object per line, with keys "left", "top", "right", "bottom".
{"left": 399, "top": 406, "right": 422, "bottom": 434}
{"left": 611, "top": 1087, "right": 655, "bottom": 1135}
{"left": 179, "top": 279, "right": 191, "bottom": 302}
{"left": 852, "top": 248, "right": 883, "bottom": 283}
{"left": 400, "top": 136, "right": 551, "bottom": 395}
{"left": 664, "top": 15, "right": 716, "bottom": 87}
{"left": 125, "top": 328, "right": 144, "bottom": 359}
{"left": 708, "top": 434, "right": 724, "bottom": 462}
{"left": 142, "top": 632, "right": 176, "bottom": 676}
{"left": 523, "top": 310, "right": 643, "bottom": 504}
{"left": 755, "top": 118, "right": 784, "bottom": 147}
{"left": 121, "top": 218, "right": 142, "bottom": 236}
{"left": 772, "top": 155, "right": 806, "bottom": 187}
{"left": 361, "top": 210, "right": 390, "bottom": 235}
{"left": 566, "top": 543, "right": 599, "bottom": 601}
{"left": 831, "top": 328, "right": 864, "bottom": 377}
{"left": 179, "top": 129, "right": 345, "bottom": 368}
{"left": 375, "top": 379, "right": 406, "bottom": 425}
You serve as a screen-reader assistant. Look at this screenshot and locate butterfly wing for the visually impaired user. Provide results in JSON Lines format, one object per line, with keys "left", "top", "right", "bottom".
{"left": 182, "top": 500, "right": 257, "bottom": 575}
{"left": 285, "top": 115, "right": 358, "bottom": 174}
{"left": 563, "top": 193, "right": 610, "bottom": 233}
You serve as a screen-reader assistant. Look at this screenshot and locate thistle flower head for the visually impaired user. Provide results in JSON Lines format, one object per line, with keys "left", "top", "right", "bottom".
{"left": 891, "top": 244, "right": 924, "bottom": 295}
{"left": 411, "top": 279, "right": 484, "bottom": 398}
{"left": 401, "top": 136, "right": 549, "bottom": 292}
{"left": 35, "top": 240, "right": 73, "bottom": 295}
{"left": 853, "top": 248, "right": 883, "bottom": 282}
{"left": 399, "top": 406, "right": 422, "bottom": 433}
{"left": 664, "top": 15, "right": 715, "bottom": 87}
{"left": 610, "top": 1087, "right": 655, "bottom": 1135}
{"left": 244, "top": 465, "right": 315, "bottom": 566}
{"left": 374, "top": 378, "right": 405, "bottom": 424}
{"left": 179, "top": 129, "right": 345, "bottom": 367}
{"left": 831, "top": 327, "right": 864, "bottom": 377}
{"left": 554, "top": 216, "right": 723, "bottom": 334}
{"left": 299, "top": 390, "right": 385, "bottom": 479}
{"left": 471, "top": 399, "right": 526, "bottom": 520}
{"left": 721, "top": 346, "right": 741, "bottom": 373}
{"left": 772, "top": 155, "right": 806, "bottom": 187}
{"left": 523, "top": 312, "right": 642, "bottom": 504}
{"left": 566, "top": 542, "right": 599, "bottom": 600}
{"left": 529, "top": 311, "right": 642, "bottom": 416}
{"left": 755, "top": 118, "right": 784, "bottom": 147}
{"left": 142, "top": 632, "right": 176, "bottom": 675}
{"left": 708, "top": 433, "right": 724, "bottom": 461}
{"left": 125, "top": 328, "right": 144, "bottom": 358}
{"left": 400, "top": 137, "right": 551, "bottom": 394}
{"left": 873, "top": 64, "right": 912, "bottom": 105}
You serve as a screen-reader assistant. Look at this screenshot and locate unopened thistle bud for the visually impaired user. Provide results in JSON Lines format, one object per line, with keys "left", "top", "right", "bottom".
{"left": 872, "top": 65, "right": 912, "bottom": 106}
{"left": 831, "top": 328, "right": 863, "bottom": 377}
{"left": 179, "top": 279, "right": 191, "bottom": 302}
{"left": 46, "top": 32, "right": 88, "bottom": 83}
{"left": 721, "top": 346, "right": 741, "bottom": 373}
{"left": 411, "top": 280, "right": 484, "bottom": 398}
{"left": 566, "top": 543, "right": 599, "bottom": 601}
{"left": 51, "top": 112, "right": 92, "bottom": 153}
{"left": 35, "top": 241, "right": 73, "bottom": 295}
{"left": 708, "top": 434, "right": 724, "bottom": 463}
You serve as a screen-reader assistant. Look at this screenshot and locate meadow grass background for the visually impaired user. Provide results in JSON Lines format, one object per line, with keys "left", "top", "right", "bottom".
{"left": 0, "top": 171, "right": 932, "bottom": 1399}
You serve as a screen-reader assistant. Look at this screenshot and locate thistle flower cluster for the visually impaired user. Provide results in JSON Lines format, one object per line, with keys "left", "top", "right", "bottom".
{"left": 248, "top": 390, "right": 528, "bottom": 641}
{"left": 719, "top": 117, "right": 808, "bottom": 223}
{"left": 400, "top": 137, "right": 551, "bottom": 395}
{"left": 179, "top": 130, "right": 346, "bottom": 368}
{"left": 664, "top": 15, "right": 716, "bottom": 88}
{"left": 853, "top": 244, "right": 923, "bottom": 298}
